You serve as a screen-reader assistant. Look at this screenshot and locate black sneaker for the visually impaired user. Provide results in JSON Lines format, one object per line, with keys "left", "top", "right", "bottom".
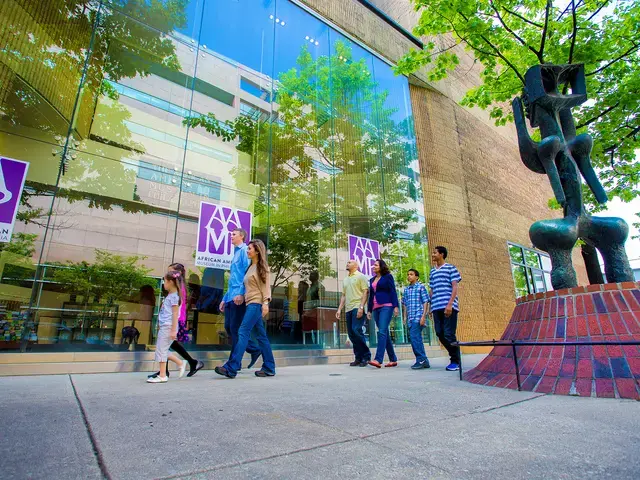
{"left": 359, "top": 361, "right": 369, "bottom": 367}
{"left": 148, "top": 370, "right": 169, "bottom": 378}
{"left": 411, "top": 361, "right": 431, "bottom": 370}
{"left": 187, "top": 360, "right": 204, "bottom": 377}
{"left": 349, "top": 360, "right": 361, "bottom": 366}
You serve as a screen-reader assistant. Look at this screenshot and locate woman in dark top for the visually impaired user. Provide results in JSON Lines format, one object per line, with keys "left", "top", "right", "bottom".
{"left": 366, "top": 259, "right": 399, "bottom": 368}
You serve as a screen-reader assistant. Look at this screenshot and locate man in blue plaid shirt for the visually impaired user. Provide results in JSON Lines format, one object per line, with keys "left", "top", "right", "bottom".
{"left": 402, "top": 269, "right": 431, "bottom": 369}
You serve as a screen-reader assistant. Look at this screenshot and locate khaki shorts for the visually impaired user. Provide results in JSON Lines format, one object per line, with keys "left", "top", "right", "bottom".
{"left": 155, "top": 326, "right": 172, "bottom": 362}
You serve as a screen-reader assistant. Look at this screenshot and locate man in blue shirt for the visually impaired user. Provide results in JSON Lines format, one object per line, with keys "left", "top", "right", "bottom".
{"left": 402, "top": 269, "right": 430, "bottom": 369}
{"left": 429, "top": 246, "right": 462, "bottom": 371}
{"left": 219, "top": 228, "right": 262, "bottom": 368}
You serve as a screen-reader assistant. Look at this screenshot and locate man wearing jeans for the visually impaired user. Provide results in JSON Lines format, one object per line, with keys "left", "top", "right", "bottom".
{"left": 219, "top": 228, "right": 262, "bottom": 368}
{"left": 429, "top": 246, "right": 462, "bottom": 371}
{"left": 336, "top": 259, "right": 370, "bottom": 366}
{"left": 402, "top": 269, "right": 430, "bottom": 369}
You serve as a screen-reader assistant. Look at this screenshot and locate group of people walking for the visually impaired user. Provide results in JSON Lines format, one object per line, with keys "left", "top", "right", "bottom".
{"left": 336, "top": 245, "right": 462, "bottom": 372}
{"left": 147, "top": 232, "right": 462, "bottom": 383}
{"left": 147, "top": 228, "right": 276, "bottom": 383}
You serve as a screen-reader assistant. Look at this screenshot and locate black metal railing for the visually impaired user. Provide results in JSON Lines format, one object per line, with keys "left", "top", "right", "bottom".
{"left": 452, "top": 340, "right": 640, "bottom": 391}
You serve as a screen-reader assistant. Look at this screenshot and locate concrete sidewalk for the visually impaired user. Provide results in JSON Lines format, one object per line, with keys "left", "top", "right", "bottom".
{"left": 1, "top": 354, "right": 638, "bottom": 479}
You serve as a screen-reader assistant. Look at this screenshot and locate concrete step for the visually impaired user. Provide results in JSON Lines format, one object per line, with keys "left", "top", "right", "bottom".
{"left": 0, "top": 345, "right": 447, "bottom": 376}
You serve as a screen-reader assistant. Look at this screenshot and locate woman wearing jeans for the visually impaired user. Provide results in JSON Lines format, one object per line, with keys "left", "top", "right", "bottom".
{"left": 367, "top": 259, "right": 399, "bottom": 368}
{"left": 214, "top": 239, "right": 276, "bottom": 378}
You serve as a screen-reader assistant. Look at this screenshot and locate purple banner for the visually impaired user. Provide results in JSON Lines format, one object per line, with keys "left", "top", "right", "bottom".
{"left": 0, "top": 157, "right": 29, "bottom": 243}
{"left": 195, "top": 202, "right": 252, "bottom": 270}
{"left": 348, "top": 234, "right": 380, "bottom": 278}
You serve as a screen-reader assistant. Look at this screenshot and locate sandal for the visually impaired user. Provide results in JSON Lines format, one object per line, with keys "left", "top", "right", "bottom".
{"left": 385, "top": 361, "right": 398, "bottom": 368}
{"left": 187, "top": 360, "right": 204, "bottom": 377}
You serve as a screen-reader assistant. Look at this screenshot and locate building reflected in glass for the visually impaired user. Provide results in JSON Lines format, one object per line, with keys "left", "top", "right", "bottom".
{"left": 0, "top": 0, "right": 429, "bottom": 353}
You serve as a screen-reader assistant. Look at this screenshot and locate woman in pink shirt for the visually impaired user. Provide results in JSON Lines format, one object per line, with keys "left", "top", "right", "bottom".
{"left": 366, "top": 259, "right": 399, "bottom": 368}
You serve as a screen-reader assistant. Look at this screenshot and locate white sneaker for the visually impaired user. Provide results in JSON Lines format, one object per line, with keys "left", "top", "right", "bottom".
{"left": 147, "top": 376, "right": 168, "bottom": 383}
{"left": 178, "top": 361, "right": 187, "bottom": 379}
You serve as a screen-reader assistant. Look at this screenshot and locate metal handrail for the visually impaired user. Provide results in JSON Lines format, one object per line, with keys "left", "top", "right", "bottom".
{"left": 452, "top": 339, "right": 640, "bottom": 391}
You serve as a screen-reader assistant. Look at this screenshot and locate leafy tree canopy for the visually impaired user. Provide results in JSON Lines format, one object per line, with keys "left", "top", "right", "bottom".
{"left": 185, "top": 40, "right": 421, "bottom": 288}
{"left": 53, "top": 249, "right": 155, "bottom": 304}
{"left": 395, "top": 0, "right": 639, "bottom": 214}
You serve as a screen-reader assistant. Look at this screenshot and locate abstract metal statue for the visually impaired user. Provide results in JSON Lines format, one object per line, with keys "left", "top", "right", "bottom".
{"left": 512, "top": 64, "right": 633, "bottom": 289}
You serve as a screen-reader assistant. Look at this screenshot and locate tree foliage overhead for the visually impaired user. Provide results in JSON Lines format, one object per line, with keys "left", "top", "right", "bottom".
{"left": 395, "top": 0, "right": 639, "bottom": 213}
{"left": 186, "top": 40, "right": 423, "bottom": 289}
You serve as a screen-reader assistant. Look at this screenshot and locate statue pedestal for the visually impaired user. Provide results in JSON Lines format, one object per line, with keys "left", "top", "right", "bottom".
{"left": 464, "top": 282, "right": 640, "bottom": 399}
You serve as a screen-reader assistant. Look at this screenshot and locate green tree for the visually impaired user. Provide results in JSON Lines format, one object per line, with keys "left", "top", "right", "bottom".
{"left": 395, "top": 0, "right": 639, "bottom": 214}
{"left": 53, "top": 249, "right": 154, "bottom": 305}
{"left": 1, "top": 0, "right": 188, "bottom": 229}
{"left": 0, "top": 233, "right": 38, "bottom": 258}
{"left": 385, "top": 239, "right": 431, "bottom": 288}
{"left": 186, "top": 40, "right": 418, "bottom": 288}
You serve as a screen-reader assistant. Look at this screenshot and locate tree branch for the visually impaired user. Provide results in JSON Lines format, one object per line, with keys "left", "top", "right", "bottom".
{"left": 458, "top": 12, "right": 526, "bottom": 84}
{"left": 567, "top": 0, "right": 578, "bottom": 64}
{"left": 271, "top": 263, "right": 286, "bottom": 289}
{"left": 586, "top": 43, "right": 640, "bottom": 76}
{"left": 429, "top": 41, "right": 461, "bottom": 59}
{"left": 502, "top": 7, "right": 544, "bottom": 28}
{"left": 436, "top": 12, "right": 499, "bottom": 58}
{"left": 489, "top": 2, "right": 541, "bottom": 58}
{"left": 539, "top": 0, "right": 553, "bottom": 63}
{"left": 575, "top": 102, "right": 619, "bottom": 129}
{"left": 620, "top": 124, "right": 640, "bottom": 141}
{"left": 605, "top": 135, "right": 640, "bottom": 178}
{"left": 604, "top": 124, "right": 640, "bottom": 153}
{"left": 280, "top": 269, "right": 300, "bottom": 286}
{"left": 587, "top": 0, "right": 611, "bottom": 22}
{"left": 557, "top": 0, "right": 583, "bottom": 21}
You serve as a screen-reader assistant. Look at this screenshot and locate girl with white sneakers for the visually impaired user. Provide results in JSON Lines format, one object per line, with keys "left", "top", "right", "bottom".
{"left": 147, "top": 271, "right": 188, "bottom": 383}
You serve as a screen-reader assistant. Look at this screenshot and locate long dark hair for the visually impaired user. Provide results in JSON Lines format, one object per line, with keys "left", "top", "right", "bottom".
{"left": 164, "top": 270, "right": 185, "bottom": 306}
{"left": 248, "top": 239, "right": 269, "bottom": 284}
{"left": 376, "top": 259, "right": 390, "bottom": 276}
{"left": 168, "top": 263, "right": 187, "bottom": 320}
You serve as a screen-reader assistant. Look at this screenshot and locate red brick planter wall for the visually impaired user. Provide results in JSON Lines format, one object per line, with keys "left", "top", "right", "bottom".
{"left": 463, "top": 282, "right": 640, "bottom": 399}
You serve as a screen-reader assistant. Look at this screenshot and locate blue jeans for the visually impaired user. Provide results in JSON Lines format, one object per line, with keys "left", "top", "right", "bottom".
{"left": 224, "top": 301, "right": 260, "bottom": 356}
{"left": 373, "top": 306, "right": 397, "bottom": 363}
{"left": 224, "top": 304, "right": 276, "bottom": 376}
{"left": 346, "top": 308, "right": 371, "bottom": 362}
{"left": 408, "top": 322, "right": 428, "bottom": 364}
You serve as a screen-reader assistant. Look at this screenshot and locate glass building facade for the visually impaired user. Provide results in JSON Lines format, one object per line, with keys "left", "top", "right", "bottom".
{"left": 0, "top": 0, "right": 430, "bottom": 353}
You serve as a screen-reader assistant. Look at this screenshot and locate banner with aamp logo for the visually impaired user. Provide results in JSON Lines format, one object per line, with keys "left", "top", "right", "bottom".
{"left": 196, "top": 202, "right": 252, "bottom": 270}
{"left": 0, "top": 157, "right": 29, "bottom": 243}
{"left": 348, "top": 234, "right": 380, "bottom": 278}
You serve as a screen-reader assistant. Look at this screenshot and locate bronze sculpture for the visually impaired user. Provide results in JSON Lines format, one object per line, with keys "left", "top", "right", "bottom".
{"left": 512, "top": 64, "right": 633, "bottom": 289}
